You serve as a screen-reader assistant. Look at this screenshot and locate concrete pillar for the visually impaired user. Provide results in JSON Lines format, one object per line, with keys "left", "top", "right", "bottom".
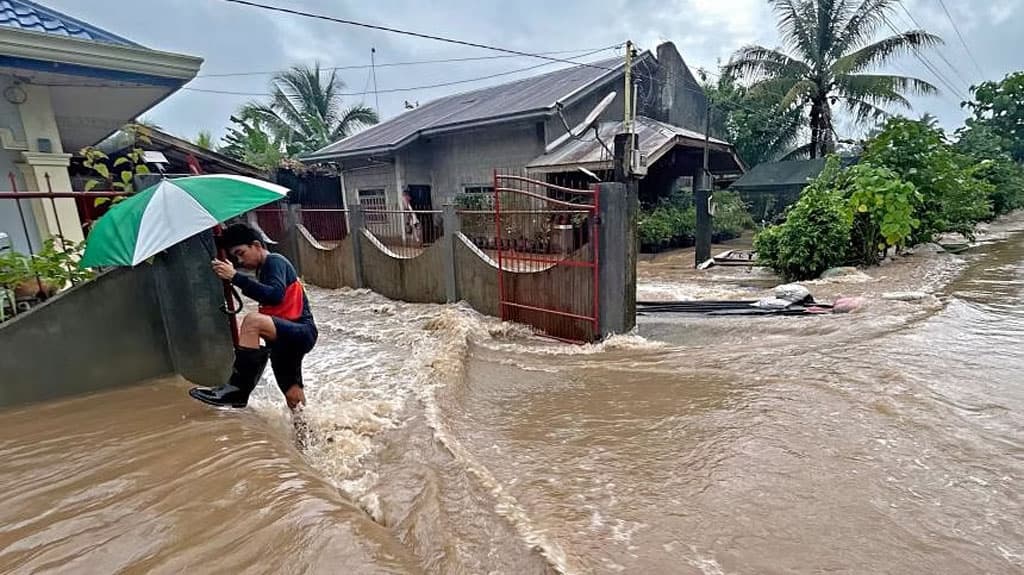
{"left": 694, "top": 170, "right": 712, "bottom": 267}
{"left": 16, "top": 152, "right": 83, "bottom": 244}
{"left": 152, "top": 232, "right": 234, "bottom": 387}
{"left": 284, "top": 203, "right": 303, "bottom": 275}
{"left": 597, "top": 181, "right": 638, "bottom": 338}
{"left": 348, "top": 205, "right": 366, "bottom": 288}
{"left": 442, "top": 204, "right": 461, "bottom": 303}
{"left": 15, "top": 84, "right": 83, "bottom": 247}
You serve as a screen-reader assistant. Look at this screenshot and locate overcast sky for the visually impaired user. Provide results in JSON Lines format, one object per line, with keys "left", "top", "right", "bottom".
{"left": 45, "top": 0, "right": 1024, "bottom": 145}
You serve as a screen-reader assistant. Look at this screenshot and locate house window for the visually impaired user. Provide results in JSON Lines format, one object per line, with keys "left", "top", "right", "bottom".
{"left": 463, "top": 185, "right": 493, "bottom": 196}
{"left": 358, "top": 188, "right": 386, "bottom": 222}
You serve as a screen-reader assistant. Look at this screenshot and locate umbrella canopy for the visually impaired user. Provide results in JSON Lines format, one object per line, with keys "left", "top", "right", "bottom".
{"left": 80, "top": 175, "right": 288, "bottom": 267}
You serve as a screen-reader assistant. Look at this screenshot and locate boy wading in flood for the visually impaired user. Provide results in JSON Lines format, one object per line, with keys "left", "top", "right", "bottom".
{"left": 189, "top": 224, "right": 317, "bottom": 410}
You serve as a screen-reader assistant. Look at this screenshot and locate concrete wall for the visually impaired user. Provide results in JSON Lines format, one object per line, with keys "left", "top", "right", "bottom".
{"left": 428, "top": 121, "right": 545, "bottom": 203}
{"left": 295, "top": 225, "right": 357, "bottom": 289}
{"left": 342, "top": 163, "right": 398, "bottom": 208}
{"left": 0, "top": 234, "right": 233, "bottom": 408}
{"left": 360, "top": 231, "right": 446, "bottom": 304}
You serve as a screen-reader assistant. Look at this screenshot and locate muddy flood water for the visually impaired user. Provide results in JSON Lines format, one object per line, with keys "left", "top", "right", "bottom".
{"left": 2, "top": 223, "right": 1023, "bottom": 574}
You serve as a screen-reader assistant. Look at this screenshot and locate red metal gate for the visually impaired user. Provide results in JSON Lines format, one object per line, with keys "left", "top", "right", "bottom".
{"left": 493, "top": 172, "right": 599, "bottom": 342}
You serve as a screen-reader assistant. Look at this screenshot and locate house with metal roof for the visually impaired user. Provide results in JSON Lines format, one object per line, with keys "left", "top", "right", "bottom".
{"left": 730, "top": 157, "right": 859, "bottom": 222}
{"left": 0, "top": 0, "right": 202, "bottom": 253}
{"left": 304, "top": 42, "right": 743, "bottom": 212}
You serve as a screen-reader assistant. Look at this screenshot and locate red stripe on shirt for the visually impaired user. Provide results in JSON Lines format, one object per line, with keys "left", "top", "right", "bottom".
{"left": 259, "top": 280, "right": 305, "bottom": 321}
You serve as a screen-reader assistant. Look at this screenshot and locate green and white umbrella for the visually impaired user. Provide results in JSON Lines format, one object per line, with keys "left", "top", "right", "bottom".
{"left": 80, "top": 175, "right": 288, "bottom": 268}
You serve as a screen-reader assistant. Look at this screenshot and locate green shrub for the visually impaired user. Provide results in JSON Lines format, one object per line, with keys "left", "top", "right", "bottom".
{"left": 844, "top": 164, "right": 920, "bottom": 265}
{"left": 754, "top": 156, "right": 852, "bottom": 281}
{"left": 712, "top": 190, "right": 755, "bottom": 240}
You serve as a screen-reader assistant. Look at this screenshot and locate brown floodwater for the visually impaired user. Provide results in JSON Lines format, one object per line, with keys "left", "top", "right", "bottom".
{"left": 2, "top": 223, "right": 1023, "bottom": 574}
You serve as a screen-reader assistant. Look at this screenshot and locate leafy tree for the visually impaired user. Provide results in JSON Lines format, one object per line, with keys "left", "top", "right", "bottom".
{"left": 242, "top": 63, "right": 379, "bottom": 154}
{"left": 726, "top": 0, "right": 940, "bottom": 158}
{"left": 220, "top": 111, "right": 284, "bottom": 171}
{"left": 79, "top": 123, "right": 153, "bottom": 205}
{"left": 963, "top": 72, "right": 1024, "bottom": 162}
{"left": 702, "top": 67, "right": 804, "bottom": 165}
{"left": 954, "top": 123, "right": 1024, "bottom": 216}
{"left": 862, "top": 117, "right": 991, "bottom": 241}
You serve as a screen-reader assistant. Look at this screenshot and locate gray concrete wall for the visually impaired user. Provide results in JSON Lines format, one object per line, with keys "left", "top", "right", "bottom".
{"left": 430, "top": 122, "right": 544, "bottom": 203}
{"left": 597, "top": 182, "right": 638, "bottom": 336}
{"left": 341, "top": 163, "right": 398, "bottom": 208}
{"left": 360, "top": 231, "right": 446, "bottom": 304}
{"left": 0, "top": 267, "right": 171, "bottom": 407}
{"left": 295, "top": 225, "right": 357, "bottom": 289}
{"left": 0, "top": 234, "right": 233, "bottom": 408}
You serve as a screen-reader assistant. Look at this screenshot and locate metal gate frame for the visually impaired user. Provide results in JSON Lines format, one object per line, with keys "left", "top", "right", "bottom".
{"left": 493, "top": 172, "right": 600, "bottom": 343}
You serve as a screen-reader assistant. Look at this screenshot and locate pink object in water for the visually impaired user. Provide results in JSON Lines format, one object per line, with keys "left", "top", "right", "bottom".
{"left": 832, "top": 296, "right": 866, "bottom": 314}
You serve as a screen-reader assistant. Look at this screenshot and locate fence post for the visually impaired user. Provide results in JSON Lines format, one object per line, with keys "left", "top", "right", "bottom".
{"left": 285, "top": 203, "right": 303, "bottom": 275}
{"left": 442, "top": 204, "right": 461, "bottom": 303}
{"left": 348, "top": 205, "right": 365, "bottom": 288}
{"left": 597, "top": 181, "right": 637, "bottom": 338}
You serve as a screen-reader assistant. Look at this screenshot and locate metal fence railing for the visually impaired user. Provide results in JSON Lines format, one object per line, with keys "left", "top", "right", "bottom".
{"left": 362, "top": 209, "right": 443, "bottom": 258}
{"left": 1, "top": 173, "right": 128, "bottom": 322}
{"left": 299, "top": 208, "right": 348, "bottom": 245}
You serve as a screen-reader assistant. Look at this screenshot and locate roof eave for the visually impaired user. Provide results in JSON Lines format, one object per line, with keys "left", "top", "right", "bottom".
{"left": 0, "top": 27, "right": 203, "bottom": 80}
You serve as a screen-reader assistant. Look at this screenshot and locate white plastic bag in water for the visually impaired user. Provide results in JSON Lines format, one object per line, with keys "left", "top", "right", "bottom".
{"left": 774, "top": 283, "right": 812, "bottom": 303}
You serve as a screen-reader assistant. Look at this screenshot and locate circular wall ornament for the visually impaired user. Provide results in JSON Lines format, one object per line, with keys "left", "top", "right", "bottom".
{"left": 4, "top": 84, "right": 27, "bottom": 105}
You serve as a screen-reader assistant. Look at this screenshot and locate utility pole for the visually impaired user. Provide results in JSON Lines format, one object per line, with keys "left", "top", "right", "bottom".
{"left": 694, "top": 97, "right": 713, "bottom": 268}
{"left": 614, "top": 41, "right": 637, "bottom": 183}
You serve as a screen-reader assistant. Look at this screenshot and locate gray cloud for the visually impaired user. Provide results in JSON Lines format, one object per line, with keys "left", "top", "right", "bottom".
{"left": 43, "top": 0, "right": 1023, "bottom": 146}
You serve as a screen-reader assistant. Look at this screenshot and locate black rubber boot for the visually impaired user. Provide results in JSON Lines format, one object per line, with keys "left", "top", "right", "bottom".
{"left": 189, "top": 347, "right": 270, "bottom": 408}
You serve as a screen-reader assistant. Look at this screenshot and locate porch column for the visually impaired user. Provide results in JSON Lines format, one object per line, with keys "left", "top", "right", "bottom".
{"left": 16, "top": 84, "right": 84, "bottom": 245}
{"left": 16, "top": 152, "right": 84, "bottom": 244}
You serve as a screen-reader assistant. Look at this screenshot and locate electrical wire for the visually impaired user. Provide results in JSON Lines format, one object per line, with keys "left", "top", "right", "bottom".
{"left": 195, "top": 47, "right": 619, "bottom": 78}
{"left": 933, "top": 0, "right": 985, "bottom": 78}
{"left": 180, "top": 45, "right": 619, "bottom": 97}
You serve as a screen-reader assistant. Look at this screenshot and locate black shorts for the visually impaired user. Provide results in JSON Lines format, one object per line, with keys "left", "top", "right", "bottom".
{"left": 269, "top": 317, "right": 318, "bottom": 393}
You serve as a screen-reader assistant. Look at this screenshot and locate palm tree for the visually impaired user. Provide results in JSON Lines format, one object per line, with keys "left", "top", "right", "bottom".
{"left": 243, "top": 63, "right": 379, "bottom": 155}
{"left": 725, "top": 0, "right": 942, "bottom": 158}
{"left": 194, "top": 130, "right": 214, "bottom": 150}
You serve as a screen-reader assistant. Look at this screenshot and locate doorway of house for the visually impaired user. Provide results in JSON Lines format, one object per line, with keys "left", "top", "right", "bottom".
{"left": 405, "top": 185, "right": 440, "bottom": 243}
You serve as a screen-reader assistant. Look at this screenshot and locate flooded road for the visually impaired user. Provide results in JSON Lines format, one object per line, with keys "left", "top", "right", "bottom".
{"left": 2, "top": 224, "right": 1023, "bottom": 573}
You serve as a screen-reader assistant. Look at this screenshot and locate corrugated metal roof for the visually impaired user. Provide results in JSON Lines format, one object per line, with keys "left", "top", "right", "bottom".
{"left": 305, "top": 55, "right": 627, "bottom": 160}
{"left": 527, "top": 115, "right": 731, "bottom": 171}
{"left": 0, "top": 0, "right": 139, "bottom": 47}
{"left": 730, "top": 157, "right": 858, "bottom": 189}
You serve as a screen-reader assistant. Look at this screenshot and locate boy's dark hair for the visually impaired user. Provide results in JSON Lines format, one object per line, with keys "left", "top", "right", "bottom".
{"left": 219, "top": 223, "right": 261, "bottom": 250}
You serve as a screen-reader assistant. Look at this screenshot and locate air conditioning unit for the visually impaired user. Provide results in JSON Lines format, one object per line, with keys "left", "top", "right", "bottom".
{"left": 630, "top": 148, "right": 648, "bottom": 177}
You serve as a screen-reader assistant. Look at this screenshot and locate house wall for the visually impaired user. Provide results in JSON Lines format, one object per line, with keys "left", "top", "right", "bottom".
{"left": 0, "top": 75, "right": 39, "bottom": 253}
{"left": 428, "top": 121, "right": 544, "bottom": 204}
{"left": 342, "top": 162, "right": 398, "bottom": 208}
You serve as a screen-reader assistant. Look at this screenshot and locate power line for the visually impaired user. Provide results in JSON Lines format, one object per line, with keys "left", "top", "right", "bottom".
{"left": 181, "top": 46, "right": 618, "bottom": 98}
{"left": 195, "top": 48, "right": 616, "bottom": 78}
{"left": 220, "top": 0, "right": 616, "bottom": 73}
{"left": 880, "top": 12, "right": 967, "bottom": 102}
{"left": 933, "top": 0, "right": 985, "bottom": 78}
{"left": 893, "top": 4, "right": 970, "bottom": 97}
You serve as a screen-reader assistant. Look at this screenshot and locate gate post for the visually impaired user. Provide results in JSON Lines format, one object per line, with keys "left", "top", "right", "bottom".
{"left": 284, "top": 203, "right": 303, "bottom": 275}
{"left": 442, "top": 203, "right": 461, "bottom": 303}
{"left": 597, "top": 181, "right": 637, "bottom": 338}
{"left": 348, "top": 205, "right": 365, "bottom": 288}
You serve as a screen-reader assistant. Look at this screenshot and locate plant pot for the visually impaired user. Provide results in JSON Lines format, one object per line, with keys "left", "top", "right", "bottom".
{"left": 14, "top": 279, "right": 58, "bottom": 299}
